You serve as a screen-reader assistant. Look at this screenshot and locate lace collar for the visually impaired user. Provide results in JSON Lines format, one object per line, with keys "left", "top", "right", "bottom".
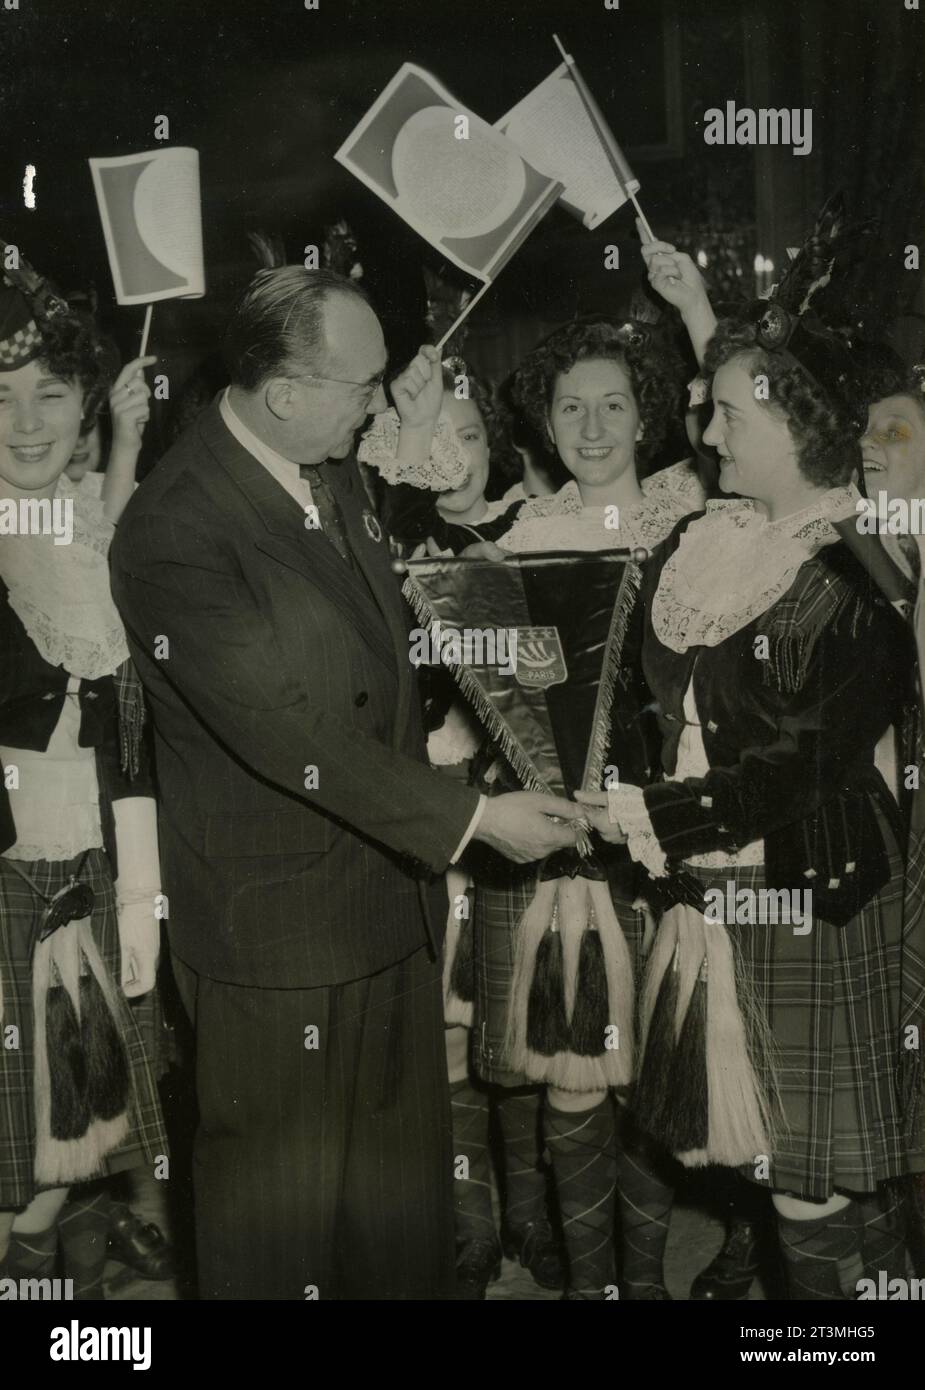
{"left": 498, "top": 460, "right": 704, "bottom": 554}
{"left": 650, "top": 485, "right": 860, "bottom": 652}
{"left": 0, "top": 475, "right": 129, "bottom": 680}
{"left": 357, "top": 407, "right": 469, "bottom": 491}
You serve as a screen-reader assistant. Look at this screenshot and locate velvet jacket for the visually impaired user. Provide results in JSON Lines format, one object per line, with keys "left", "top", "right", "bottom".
{"left": 639, "top": 514, "right": 916, "bottom": 926}
{"left": 0, "top": 580, "right": 153, "bottom": 873}
{"left": 382, "top": 479, "right": 524, "bottom": 555}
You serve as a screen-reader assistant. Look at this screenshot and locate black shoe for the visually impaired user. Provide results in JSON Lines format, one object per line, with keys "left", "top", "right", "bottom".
{"left": 455, "top": 1238, "right": 502, "bottom": 1300}
{"left": 502, "top": 1219, "right": 567, "bottom": 1291}
{"left": 107, "top": 1202, "right": 175, "bottom": 1282}
{"left": 690, "top": 1220, "right": 760, "bottom": 1301}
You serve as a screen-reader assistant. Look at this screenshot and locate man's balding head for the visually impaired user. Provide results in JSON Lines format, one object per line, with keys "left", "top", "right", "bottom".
{"left": 224, "top": 266, "right": 375, "bottom": 390}
{"left": 224, "top": 266, "right": 388, "bottom": 465}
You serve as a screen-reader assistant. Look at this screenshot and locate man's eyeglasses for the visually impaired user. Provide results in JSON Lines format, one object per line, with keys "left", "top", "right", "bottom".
{"left": 295, "top": 370, "right": 386, "bottom": 409}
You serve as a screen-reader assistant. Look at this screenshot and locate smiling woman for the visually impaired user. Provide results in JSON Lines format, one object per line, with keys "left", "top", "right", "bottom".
{"left": 0, "top": 263, "right": 167, "bottom": 1296}
{"left": 0, "top": 299, "right": 107, "bottom": 501}
{"left": 0, "top": 365, "right": 85, "bottom": 495}
{"left": 576, "top": 297, "right": 925, "bottom": 1302}
{"left": 856, "top": 349, "right": 925, "bottom": 511}
{"left": 454, "top": 319, "right": 705, "bottom": 1300}
{"left": 498, "top": 319, "right": 701, "bottom": 554}
{"left": 701, "top": 316, "right": 862, "bottom": 511}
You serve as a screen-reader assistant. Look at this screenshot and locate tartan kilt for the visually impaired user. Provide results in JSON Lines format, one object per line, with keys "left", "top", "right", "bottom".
{"left": 471, "top": 846, "right": 647, "bottom": 1088}
{"left": 0, "top": 848, "right": 169, "bottom": 1209}
{"left": 899, "top": 820, "right": 925, "bottom": 1171}
{"left": 675, "top": 806, "right": 925, "bottom": 1201}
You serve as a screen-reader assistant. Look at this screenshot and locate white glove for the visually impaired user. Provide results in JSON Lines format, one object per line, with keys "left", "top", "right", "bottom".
{"left": 117, "top": 898, "right": 160, "bottom": 997}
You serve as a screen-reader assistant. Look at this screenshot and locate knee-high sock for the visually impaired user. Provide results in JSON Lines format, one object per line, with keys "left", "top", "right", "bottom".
{"left": 495, "top": 1089, "right": 546, "bottom": 1232}
{"left": 777, "top": 1201, "right": 863, "bottom": 1300}
{"left": 58, "top": 1186, "right": 113, "bottom": 1300}
{"left": 856, "top": 1188, "right": 908, "bottom": 1282}
{"left": 545, "top": 1097, "right": 616, "bottom": 1298}
{"left": 0, "top": 1224, "right": 58, "bottom": 1283}
{"left": 449, "top": 1079, "right": 495, "bottom": 1246}
{"left": 615, "top": 1143, "right": 674, "bottom": 1295}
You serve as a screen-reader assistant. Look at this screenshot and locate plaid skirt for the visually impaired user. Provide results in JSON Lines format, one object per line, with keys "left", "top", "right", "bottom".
{"left": 675, "top": 809, "right": 925, "bottom": 1201}
{"left": 0, "top": 848, "right": 169, "bottom": 1209}
{"left": 471, "top": 848, "right": 647, "bottom": 1088}
{"left": 899, "top": 820, "right": 925, "bottom": 1170}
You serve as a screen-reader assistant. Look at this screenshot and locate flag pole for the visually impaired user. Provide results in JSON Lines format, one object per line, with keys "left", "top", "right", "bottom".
{"left": 551, "top": 33, "right": 656, "bottom": 243}
{"left": 392, "top": 547, "right": 650, "bottom": 573}
{"left": 434, "top": 278, "right": 492, "bottom": 353}
{"left": 628, "top": 194, "right": 656, "bottom": 244}
{"left": 139, "top": 302, "right": 154, "bottom": 356}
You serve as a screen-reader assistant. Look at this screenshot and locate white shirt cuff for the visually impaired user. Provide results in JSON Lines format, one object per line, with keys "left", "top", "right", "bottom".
{"left": 449, "top": 794, "right": 486, "bottom": 865}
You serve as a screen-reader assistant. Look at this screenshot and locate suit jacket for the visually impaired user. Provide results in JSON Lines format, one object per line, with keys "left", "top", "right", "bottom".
{"left": 110, "top": 401, "right": 479, "bottom": 988}
{"left": 640, "top": 516, "right": 915, "bottom": 926}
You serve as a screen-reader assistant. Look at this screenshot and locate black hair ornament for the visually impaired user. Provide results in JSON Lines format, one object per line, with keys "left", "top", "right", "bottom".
{"left": 0, "top": 238, "right": 71, "bottom": 325}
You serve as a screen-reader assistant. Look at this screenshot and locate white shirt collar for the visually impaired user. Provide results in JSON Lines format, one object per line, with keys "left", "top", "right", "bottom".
{"left": 219, "top": 388, "right": 312, "bottom": 510}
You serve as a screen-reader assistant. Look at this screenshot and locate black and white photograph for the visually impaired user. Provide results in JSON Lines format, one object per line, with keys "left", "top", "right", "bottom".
{"left": 1, "top": 0, "right": 925, "bottom": 1358}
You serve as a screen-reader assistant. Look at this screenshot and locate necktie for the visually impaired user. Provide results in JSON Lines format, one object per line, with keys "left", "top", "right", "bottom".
{"left": 299, "top": 463, "right": 354, "bottom": 568}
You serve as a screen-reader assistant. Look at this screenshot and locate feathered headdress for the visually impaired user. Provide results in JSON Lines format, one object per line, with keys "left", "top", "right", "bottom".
{"left": 0, "top": 239, "right": 72, "bottom": 369}
{"left": 734, "top": 193, "right": 876, "bottom": 432}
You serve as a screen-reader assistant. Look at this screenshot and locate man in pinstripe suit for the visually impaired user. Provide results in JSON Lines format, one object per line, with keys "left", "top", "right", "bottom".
{"left": 110, "top": 267, "right": 580, "bottom": 1300}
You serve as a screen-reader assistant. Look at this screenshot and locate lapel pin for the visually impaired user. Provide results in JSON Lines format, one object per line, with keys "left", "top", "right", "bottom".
{"left": 362, "top": 510, "right": 383, "bottom": 543}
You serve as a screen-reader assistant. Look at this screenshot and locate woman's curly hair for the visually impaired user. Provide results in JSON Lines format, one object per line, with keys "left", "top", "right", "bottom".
{"left": 850, "top": 338, "right": 925, "bottom": 423}
{"left": 34, "top": 311, "right": 113, "bottom": 427}
{"left": 508, "top": 319, "right": 685, "bottom": 476}
{"left": 703, "top": 318, "right": 861, "bottom": 487}
{"left": 490, "top": 369, "right": 570, "bottom": 496}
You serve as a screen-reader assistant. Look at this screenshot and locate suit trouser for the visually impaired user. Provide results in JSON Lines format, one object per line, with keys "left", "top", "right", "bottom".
{"left": 172, "top": 944, "right": 456, "bottom": 1300}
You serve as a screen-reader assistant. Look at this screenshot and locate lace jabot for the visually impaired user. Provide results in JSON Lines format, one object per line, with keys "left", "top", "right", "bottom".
{"left": 650, "top": 485, "right": 860, "bottom": 653}
{"left": 357, "top": 407, "right": 470, "bottom": 492}
{"left": 0, "top": 475, "right": 129, "bottom": 680}
{"left": 497, "top": 460, "right": 704, "bottom": 555}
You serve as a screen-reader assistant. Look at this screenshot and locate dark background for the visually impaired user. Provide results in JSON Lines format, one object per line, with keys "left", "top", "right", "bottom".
{"left": 1, "top": 0, "right": 922, "bottom": 456}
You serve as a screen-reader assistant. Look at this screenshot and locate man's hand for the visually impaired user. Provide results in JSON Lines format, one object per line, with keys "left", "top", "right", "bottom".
{"left": 390, "top": 343, "right": 444, "bottom": 431}
{"left": 474, "top": 791, "right": 586, "bottom": 864}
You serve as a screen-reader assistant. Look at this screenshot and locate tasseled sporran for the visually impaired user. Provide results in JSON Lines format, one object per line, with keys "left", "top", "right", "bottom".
{"left": 633, "top": 903, "right": 776, "bottom": 1167}
{"left": 503, "top": 870, "right": 635, "bottom": 1091}
{"left": 32, "top": 915, "right": 131, "bottom": 1185}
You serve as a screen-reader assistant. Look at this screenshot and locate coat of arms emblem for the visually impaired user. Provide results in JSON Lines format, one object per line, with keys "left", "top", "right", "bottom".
{"left": 512, "top": 626, "right": 567, "bottom": 689}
